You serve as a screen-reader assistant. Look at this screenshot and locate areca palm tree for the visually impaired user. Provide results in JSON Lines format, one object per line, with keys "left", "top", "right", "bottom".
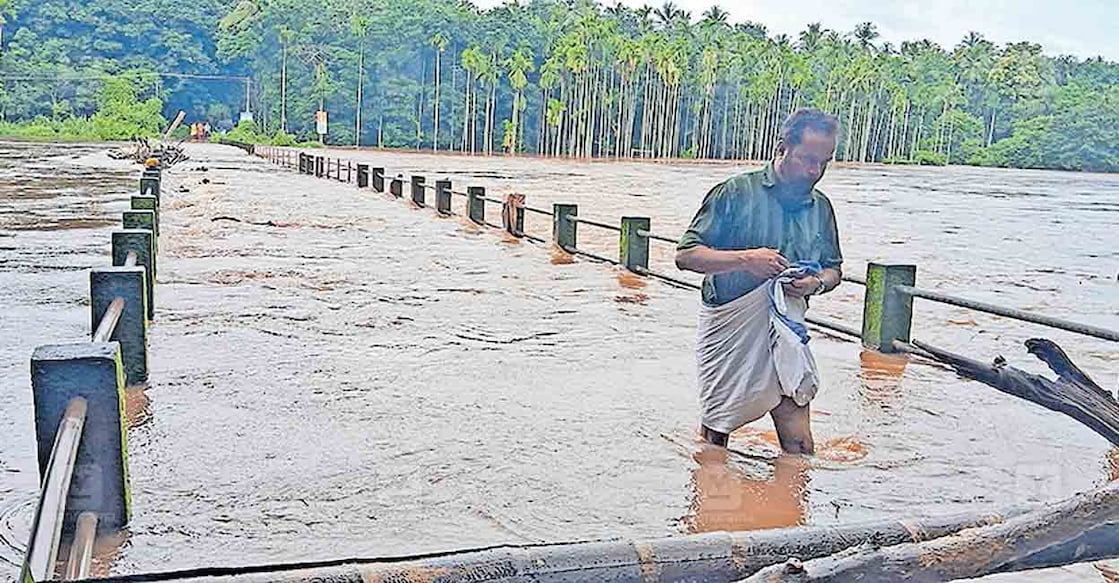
{"left": 350, "top": 13, "right": 371, "bottom": 147}
{"left": 460, "top": 46, "right": 485, "bottom": 153}
{"left": 430, "top": 32, "right": 448, "bottom": 151}
{"left": 653, "top": 1, "right": 685, "bottom": 29}
{"left": 504, "top": 47, "right": 534, "bottom": 153}
{"left": 700, "top": 6, "right": 728, "bottom": 28}
{"left": 853, "top": 21, "right": 879, "bottom": 51}
{"left": 194, "top": 0, "right": 1117, "bottom": 171}
{"left": 798, "top": 22, "right": 822, "bottom": 52}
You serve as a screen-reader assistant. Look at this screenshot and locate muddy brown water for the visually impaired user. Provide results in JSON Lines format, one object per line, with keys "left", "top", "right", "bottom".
{"left": 0, "top": 141, "right": 1115, "bottom": 581}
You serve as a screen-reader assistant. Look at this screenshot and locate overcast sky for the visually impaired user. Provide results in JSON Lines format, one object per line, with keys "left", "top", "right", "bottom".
{"left": 477, "top": 0, "right": 1117, "bottom": 60}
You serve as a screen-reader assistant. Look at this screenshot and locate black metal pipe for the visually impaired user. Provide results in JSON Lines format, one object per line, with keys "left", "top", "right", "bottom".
{"left": 806, "top": 316, "right": 861, "bottom": 339}
{"left": 636, "top": 266, "right": 701, "bottom": 290}
{"left": 571, "top": 248, "right": 620, "bottom": 265}
{"left": 637, "top": 229, "right": 680, "bottom": 244}
{"left": 896, "top": 285, "right": 1118, "bottom": 342}
{"left": 91, "top": 505, "right": 1093, "bottom": 583}
{"left": 568, "top": 215, "right": 621, "bottom": 232}
{"left": 523, "top": 205, "right": 553, "bottom": 217}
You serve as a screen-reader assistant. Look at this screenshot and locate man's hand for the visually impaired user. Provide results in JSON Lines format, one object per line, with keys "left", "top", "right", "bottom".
{"left": 737, "top": 248, "right": 789, "bottom": 279}
{"left": 676, "top": 246, "right": 788, "bottom": 276}
{"left": 783, "top": 275, "right": 821, "bottom": 298}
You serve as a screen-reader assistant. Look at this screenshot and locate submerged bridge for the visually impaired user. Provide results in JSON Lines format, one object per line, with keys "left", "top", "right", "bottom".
{"left": 13, "top": 144, "right": 1118, "bottom": 582}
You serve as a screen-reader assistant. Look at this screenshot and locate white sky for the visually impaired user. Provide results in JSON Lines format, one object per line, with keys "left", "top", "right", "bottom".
{"left": 477, "top": 0, "right": 1117, "bottom": 60}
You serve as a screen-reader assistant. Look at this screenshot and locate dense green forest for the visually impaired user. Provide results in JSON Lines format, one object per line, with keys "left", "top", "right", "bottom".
{"left": 1, "top": 0, "right": 1116, "bottom": 171}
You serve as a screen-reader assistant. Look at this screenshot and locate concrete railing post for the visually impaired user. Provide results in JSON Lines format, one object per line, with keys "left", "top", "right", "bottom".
{"left": 861, "top": 263, "right": 918, "bottom": 353}
{"left": 372, "top": 167, "right": 385, "bottom": 192}
{"left": 619, "top": 217, "right": 650, "bottom": 273}
{"left": 139, "top": 166, "right": 160, "bottom": 199}
{"left": 122, "top": 210, "right": 154, "bottom": 233}
{"left": 356, "top": 164, "right": 369, "bottom": 188}
{"left": 411, "top": 175, "right": 426, "bottom": 207}
{"left": 130, "top": 196, "right": 158, "bottom": 234}
{"left": 315, "top": 156, "right": 324, "bottom": 178}
{"left": 467, "top": 187, "right": 485, "bottom": 225}
{"left": 553, "top": 203, "right": 578, "bottom": 251}
{"left": 390, "top": 175, "right": 403, "bottom": 198}
{"left": 90, "top": 268, "right": 148, "bottom": 385}
{"left": 122, "top": 210, "right": 157, "bottom": 265}
{"left": 31, "top": 343, "right": 132, "bottom": 531}
{"left": 112, "top": 230, "right": 155, "bottom": 320}
{"left": 435, "top": 179, "right": 452, "bottom": 215}
{"left": 139, "top": 175, "right": 159, "bottom": 199}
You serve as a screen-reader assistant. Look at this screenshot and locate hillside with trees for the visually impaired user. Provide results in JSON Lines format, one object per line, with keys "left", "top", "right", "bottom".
{"left": 1, "top": 0, "right": 1116, "bottom": 171}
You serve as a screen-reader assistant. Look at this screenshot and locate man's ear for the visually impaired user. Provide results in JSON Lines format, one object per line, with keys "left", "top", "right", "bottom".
{"left": 774, "top": 140, "right": 786, "bottom": 158}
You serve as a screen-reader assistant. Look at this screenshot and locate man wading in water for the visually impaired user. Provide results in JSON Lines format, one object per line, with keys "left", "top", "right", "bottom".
{"left": 675, "top": 108, "right": 843, "bottom": 455}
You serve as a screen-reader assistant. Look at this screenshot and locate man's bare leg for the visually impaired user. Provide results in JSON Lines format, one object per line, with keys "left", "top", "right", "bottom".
{"left": 701, "top": 425, "right": 729, "bottom": 447}
{"left": 770, "top": 397, "right": 814, "bottom": 454}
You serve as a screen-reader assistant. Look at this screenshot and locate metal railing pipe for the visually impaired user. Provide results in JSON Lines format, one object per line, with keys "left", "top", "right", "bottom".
{"left": 636, "top": 229, "right": 680, "bottom": 244}
{"left": 570, "top": 215, "right": 621, "bottom": 232}
{"left": 896, "top": 285, "right": 1118, "bottom": 342}
{"left": 21, "top": 397, "right": 87, "bottom": 583}
{"left": 63, "top": 511, "right": 98, "bottom": 580}
{"left": 92, "top": 298, "right": 125, "bottom": 344}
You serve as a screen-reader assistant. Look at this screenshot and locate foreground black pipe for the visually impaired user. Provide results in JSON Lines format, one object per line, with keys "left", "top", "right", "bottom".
{"left": 86, "top": 503, "right": 1118, "bottom": 583}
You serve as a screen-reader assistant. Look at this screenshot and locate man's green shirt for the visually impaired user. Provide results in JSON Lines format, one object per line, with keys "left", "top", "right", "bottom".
{"left": 677, "top": 163, "right": 843, "bottom": 306}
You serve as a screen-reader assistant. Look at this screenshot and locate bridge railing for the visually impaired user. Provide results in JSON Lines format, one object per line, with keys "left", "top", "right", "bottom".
{"left": 264, "top": 146, "right": 1117, "bottom": 357}
{"left": 20, "top": 165, "right": 165, "bottom": 582}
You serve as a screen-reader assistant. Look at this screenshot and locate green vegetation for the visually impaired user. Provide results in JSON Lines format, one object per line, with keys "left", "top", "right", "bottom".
{"left": 1, "top": 0, "right": 1116, "bottom": 172}
{"left": 220, "top": 120, "right": 319, "bottom": 147}
{"left": 0, "top": 71, "right": 165, "bottom": 141}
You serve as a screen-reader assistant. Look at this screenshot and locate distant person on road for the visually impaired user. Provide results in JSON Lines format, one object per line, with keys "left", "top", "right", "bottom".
{"left": 675, "top": 108, "right": 844, "bottom": 455}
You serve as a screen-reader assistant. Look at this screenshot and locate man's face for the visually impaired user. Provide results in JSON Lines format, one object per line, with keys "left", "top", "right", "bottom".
{"left": 775, "top": 129, "right": 837, "bottom": 194}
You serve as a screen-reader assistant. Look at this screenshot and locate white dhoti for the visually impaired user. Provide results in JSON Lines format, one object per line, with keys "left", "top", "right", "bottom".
{"left": 696, "top": 275, "right": 820, "bottom": 434}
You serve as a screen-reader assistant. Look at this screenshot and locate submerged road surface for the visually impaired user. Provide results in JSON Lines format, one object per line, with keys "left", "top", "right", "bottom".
{"left": 0, "top": 141, "right": 1114, "bottom": 581}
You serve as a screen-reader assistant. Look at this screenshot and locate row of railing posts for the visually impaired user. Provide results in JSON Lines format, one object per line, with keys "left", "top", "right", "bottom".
{"left": 21, "top": 164, "right": 162, "bottom": 582}
{"left": 272, "top": 147, "right": 1118, "bottom": 351}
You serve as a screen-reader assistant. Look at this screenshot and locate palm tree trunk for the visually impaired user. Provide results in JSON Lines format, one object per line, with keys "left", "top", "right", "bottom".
{"left": 643, "top": 73, "right": 652, "bottom": 156}
{"left": 844, "top": 97, "right": 856, "bottom": 162}
{"left": 462, "top": 75, "right": 471, "bottom": 153}
{"left": 486, "top": 77, "right": 496, "bottom": 155}
{"left": 862, "top": 95, "right": 872, "bottom": 162}
{"left": 355, "top": 42, "right": 364, "bottom": 147}
{"left": 280, "top": 41, "right": 288, "bottom": 133}
{"left": 433, "top": 49, "right": 441, "bottom": 152}
{"left": 417, "top": 59, "right": 425, "bottom": 149}
{"left": 987, "top": 106, "right": 997, "bottom": 147}
{"left": 631, "top": 70, "right": 641, "bottom": 157}
{"left": 450, "top": 62, "right": 458, "bottom": 151}
{"left": 902, "top": 100, "right": 911, "bottom": 159}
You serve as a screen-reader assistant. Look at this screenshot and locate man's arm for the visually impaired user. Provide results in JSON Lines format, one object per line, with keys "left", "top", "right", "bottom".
{"left": 675, "top": 181, "right": 790, "bottom": 280}
{"left": 676, "top": 245, "right": 789, "bottom": 278}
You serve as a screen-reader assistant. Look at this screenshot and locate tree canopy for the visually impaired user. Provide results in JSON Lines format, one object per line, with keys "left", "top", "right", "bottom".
{"left": 1, "top": 0, "right": 1116, "bottom": 172}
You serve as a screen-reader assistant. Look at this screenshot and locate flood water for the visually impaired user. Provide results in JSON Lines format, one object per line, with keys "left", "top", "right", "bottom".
{"left": 0, "top": 140, "right": 1115, "bottom": 581}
